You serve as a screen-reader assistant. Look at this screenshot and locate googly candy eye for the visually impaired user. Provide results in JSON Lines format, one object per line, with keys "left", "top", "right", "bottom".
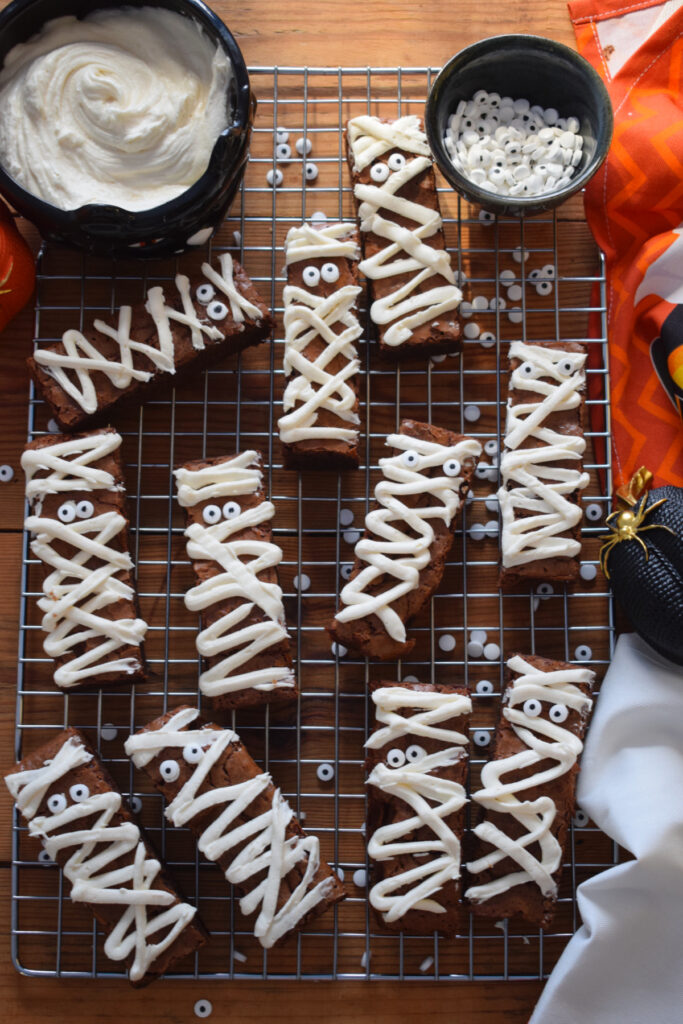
{"left": 401, "top": 449, "right": 419, "bottom": 468}
{"left": 370, "top": 162, "right": 390, "bottom": 182}
{"left": 47, "top": 793, "right": 67, "bottom": 814}
{"left": 557, "top": 358, "right": 575, "bottom": 377}
{"left": 302, "top": 265, "right": 321, "bottom": 288}
{"left": 202, "top": 504, "right": 222, "bottom": 525}
{"left": 183, "top": 743, "right": 204, "bottom": 764}
{"left": 549, "top": 704, "right": 569, "bottom": 723}
{"left": 518, "top": 361, "right": 539, "bottom": 379}
{"left": 69, "top": 783, "right": 90, "bottom": 802}
{"left": 75, "top": 500, "right": 94, "bottom": 519}
{"left": 442, "top": 458, "right": 461, "bottom": 477}
{"left": 405, "top": 744, "right": 426, "bottom": 763}
{"left": 57, "top": 501, "right": 76, "bottom": 523}
{"left": 222, "top": 500, "right": 241, "bottom": 520}
{"left": 321, "top": 262, "right": 340, "bottom": 283}
{"left": 522, "top": 698, "right": 543, "bottom": 717}
{"left": 159, "top": 760, "right": 180, "bottom": 783}
{"left": 207, "top": 300, "right": 228, "bottom": 321}
{"left": 196, "top": 283, "right": 215, "bottom": 305}
{"left": 386, "top": 748, "right": 406, "bottom": 768}
{"left": 387, "top": 152, "right": 406, "bottom": 172}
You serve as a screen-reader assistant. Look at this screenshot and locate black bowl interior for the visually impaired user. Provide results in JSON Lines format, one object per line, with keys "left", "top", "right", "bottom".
{"left": 427, "top": 35, "right": 613, "bottom": 213}
{"left": 0, "top": 0, "right": 253, "bottom": 256}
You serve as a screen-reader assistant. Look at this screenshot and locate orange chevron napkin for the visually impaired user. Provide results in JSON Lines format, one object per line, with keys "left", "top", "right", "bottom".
{"left": 568, "top": 0, "right": 683, "bottom": 488}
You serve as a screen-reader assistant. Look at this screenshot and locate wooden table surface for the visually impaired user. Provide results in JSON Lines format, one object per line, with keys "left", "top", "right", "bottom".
{"left": 0, "top": 2, "right": 590, "bottom": 1021}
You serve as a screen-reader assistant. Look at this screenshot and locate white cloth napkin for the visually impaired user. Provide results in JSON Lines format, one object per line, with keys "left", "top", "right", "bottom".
{"left": 530, "top": 632, "right": 683, "bottom": 1024}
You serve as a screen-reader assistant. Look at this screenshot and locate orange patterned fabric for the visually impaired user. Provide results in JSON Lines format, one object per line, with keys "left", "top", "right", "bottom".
{"left": 569, "top": 0, "right": 683, "bottom": 487}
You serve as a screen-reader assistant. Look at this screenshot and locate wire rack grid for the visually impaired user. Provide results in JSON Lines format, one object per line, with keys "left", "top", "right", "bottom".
{"left": 11, "top": 65, "right": 618, "bottom": 983}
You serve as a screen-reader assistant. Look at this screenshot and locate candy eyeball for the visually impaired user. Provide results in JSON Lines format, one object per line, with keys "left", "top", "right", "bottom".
{"left": 387, "top": 152, "right": 406, "bottom": 172}
{"left": 370, "top": 162, "right": 390, "bottom": 183}
{"left": 159, "top": 760, "right": 180, "bottom": 783}
{"left": 518, "top": 362, "right": 539, "bottom": 380}
{"left": 222, "top": 500, "right": 241, "bottom": 520}
{"left": 69, "top": 783, "right": 90, "bottom": 803}
{"left": 302, "top": 265, "right": 321, "bottom": 288}
{"left": 522, "top": 698, "right": 543, "bottom": 717}
{"left": 321, "top": 262, "right": 340, "bottom": 283}
{"left": 57, "top": 501, "right": 76, "bottom": 523}
{"left": 75, "top": 500, "right": 94, "bottom": 519}
{"left": 557, "top": 358, "right": 575, "bottom": 377}
{"left": 386, "top": 748, "right": 406, "bottom": 768}
{"left": 401, "top": 449, "right": 420, "bottom": 468}
{"left": 207, "top": 300, "right": 228, "bottom": 321}
{"left": 182, "top": 743, "right": 204, "bottom": 765}
{"left": 549, "top": 703, "right": 569, "bottom": 723}
{"left": 443, "top": 458, "right": 461, "bottom": 477}
{"left": 202, "top": 504, "right": 222, "bottom": 525}
{"left": 47, "top": 792, "right": 67, "bottom": 814}
{"left": 196, "top": 283, "right": 215, "bottom": 305}
{"left": 405, "top": 744, "right": 426, "bottom": 763}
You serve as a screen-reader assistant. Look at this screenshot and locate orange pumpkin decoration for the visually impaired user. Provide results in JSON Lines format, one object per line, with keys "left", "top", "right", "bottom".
{"left": 0, "top": 198, "right": 35, "bottom": 332}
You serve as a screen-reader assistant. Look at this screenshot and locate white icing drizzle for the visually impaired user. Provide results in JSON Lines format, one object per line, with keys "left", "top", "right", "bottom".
{"left": 497, "top": 341, "right": 590, "bottom": 568}
{"left": 334, "top": 430, "right": 481, "bottom": 643}
{"left": 366, "top": 686, "right": 471, "bottom": 922}
{"left": 347, "top": 115, "right": 462, "bottom": 347}
{"left": 22, "top": 432, "right": 146, "bottom": 689}
{"left": 32, "top": 255, "right": 260, "bottom": 415}
{"left": 278, "top": 222, "right": 362, "bottom": 445}
{"left": 125, "top": 707, "right": 335, "bottom": 948}
{"left": 5, "top": 735, "right": 196, "bottom": 982}
{"left": 173, "top": 452, "right": 295, "bottom": 698}
{"left": 465, "top": 655, "right": 594, "bottom": 904}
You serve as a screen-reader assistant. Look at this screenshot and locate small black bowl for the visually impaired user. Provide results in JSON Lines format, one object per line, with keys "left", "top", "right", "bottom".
{"left": 0, "top": 0, "right": 255, "bottom": 258}
{"left": 425, "top": 35, "right": 613, "bottom": 218}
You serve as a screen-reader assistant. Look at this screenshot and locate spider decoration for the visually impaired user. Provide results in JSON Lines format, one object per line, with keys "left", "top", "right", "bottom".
{"left": 599, "top": 496, "right": 675, "bottom": 579}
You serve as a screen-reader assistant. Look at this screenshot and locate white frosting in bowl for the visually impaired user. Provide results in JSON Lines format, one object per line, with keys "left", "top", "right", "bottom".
{"left": 0, "top": 8, "right": 233, "bottom": 212}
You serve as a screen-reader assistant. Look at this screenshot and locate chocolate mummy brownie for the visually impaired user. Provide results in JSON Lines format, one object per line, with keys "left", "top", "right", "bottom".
{"left": 125, "top": 706, "right": 345, "bottom": 947}
{"left": 346, "top": 114, "right": 463, "bottom": 359}
{"left": 29, "top": 254, "right": 273, "bottom": 431}
{"left": 278, "top": 220, "right": 363, "bottom": 470}
{"left": 21, "top": 427, "right": 147, "bottom": 689}
{"left": 174, "top": 450, "right": 296, "bottom": 710}
{"left": 5, "top": 728, "right": 207, "bottom": 985}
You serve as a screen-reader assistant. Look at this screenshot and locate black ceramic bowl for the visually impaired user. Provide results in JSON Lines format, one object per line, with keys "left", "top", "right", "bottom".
{"left": 425, "top": 35, "right": 613, "bottom": 218}
{"left": 0, "top": 0, "right": 254, "bottom": 258}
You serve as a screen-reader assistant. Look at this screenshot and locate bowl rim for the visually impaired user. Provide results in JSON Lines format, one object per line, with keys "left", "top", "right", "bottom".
{"left": 425, "top": 33, "right": 614, "bottom": 214}
{"left": 0, "top": 0, "right": 252, "bottom": 224}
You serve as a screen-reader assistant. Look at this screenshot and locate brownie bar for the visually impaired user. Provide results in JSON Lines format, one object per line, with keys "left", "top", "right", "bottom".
{"left": 21, "top": 427, "right": 147, "bottom": 690}
{"left": 346, "top": 114, "right": 463, "bottom": 360}
{"left": 328, "top": 419, "right": 481, "bottom": 660}
{"left": 5, "top": 728, "right": 207, "bottom": 985}
{"left": 366, "top": 680, "right": 471, "bottom": 934}
{"left": 29, "top": 254, "right": 273, "bottom": 431}
{"left": 498, "top": 341, "right": 589, "bottom": 587}
{"left": 465, "top": 653, "right": 595, "bottom": 929}
{"left": 124, "top": 706, "right": 345, "bottom": 947}
{"left": 278, "top": 221, "right": 363, "bottom": 470}
{"left": 173, "top": 451, "right": 296, "bottom": 711}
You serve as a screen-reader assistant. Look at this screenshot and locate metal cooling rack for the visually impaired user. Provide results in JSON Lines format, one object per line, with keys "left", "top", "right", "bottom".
{"left": 11, "top": 65, "right": 618, "bottom": 982}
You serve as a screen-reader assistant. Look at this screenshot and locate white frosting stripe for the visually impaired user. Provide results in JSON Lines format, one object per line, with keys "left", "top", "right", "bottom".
{"left": 5, "top": 735, "right": 197, "bottom": 982}
{"left": 173, "top": 453, "right": 295, "bottom": 699}
{"left": 498, "top": 342, "right": 590, "bottom": 568}
{"left": 125, "top": 708, "right": 335, "bottom": 948}
{"left": 21, "top": 432, "right": 147, "bottom": 689}
{"left": 278, "top": 222, "right": 362, "bottom": 446}
{"left": 335, "top": 429, "right": 481, "bottom": 643}
{"left": 347, "top": 115, "right": 461, "bottom": 347}
{"left": 465, "top": 655, "right": 594, "bottom": 904}
{"left": 33, "top": 257, "right": 262, "bottom": 416}
{"left": 366, "top": 685, "right": 471, "bottom": 922}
